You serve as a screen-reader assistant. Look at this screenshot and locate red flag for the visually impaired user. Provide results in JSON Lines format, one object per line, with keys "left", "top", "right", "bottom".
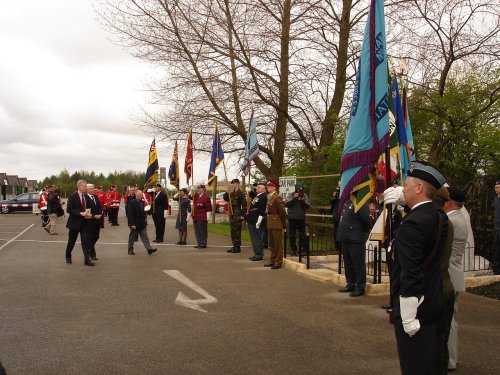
{"left": 184, "top": 129, "right": 193, "bottom": 184}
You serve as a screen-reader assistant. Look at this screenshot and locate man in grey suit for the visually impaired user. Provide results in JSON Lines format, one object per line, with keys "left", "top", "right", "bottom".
{"left": 443, "top": 186, "right": 468, "bottom": 372}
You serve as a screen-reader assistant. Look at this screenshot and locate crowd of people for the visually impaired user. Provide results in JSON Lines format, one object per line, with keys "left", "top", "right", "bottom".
{"left": 36, "top": 168, "right": 500, "bottom": 375}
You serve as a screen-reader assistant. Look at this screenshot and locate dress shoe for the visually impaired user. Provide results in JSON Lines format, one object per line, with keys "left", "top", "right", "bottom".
{"left": 156, "top": 241, "right": 163, "bottom": 243}
{"left": 232, "top": 247, "right": 241, "bottom": 253}
{"left": 90, "top": 256, "right": 98, "bottom": 261}
{"left": 153, "top": 239, "right": 157, "bottom": 243}
{"left": 66, "top": 258, "right": 72, "bottom": 264}
{"left": 338, "top": 287, "right": 354, "bottom": 293}
{"left": 193, "top": 245, "right": 199, "bottom": 248}
{"left": 44, "top": 227, "right": 50, "bottom": 233}
{"left": 147, "top": 248, "right": 158, "bottom": 255}
{"left": 176, "top": 241, "right": 183, "bottom": 245}
{"left": 198, "top": 245, "right": 207, "bottom": 249}
{"left": 349, "top": 291, "right": 365, "bottom": 297}
{"left": 84, "top": 260, "right": 95, "bottom": 266}
{"left": 128, "top": 250, "right": 136, "bottom": 255}
{"left": 264, "top": 263, "right": 274, "bottom": 267}
{"left": 271, "top": 264, "right": 282, "bottom": 269}
{"left": 381, "top": 304, "right": 391, "bottom": 310}
{"left": 180, "top": 242, "right": 186, "bottom": 245}
{"left": 251, "top": 257, "right": 263, "bottom": 261}
{"left": 226, "top": 248, "right": 234, "bottom": 253}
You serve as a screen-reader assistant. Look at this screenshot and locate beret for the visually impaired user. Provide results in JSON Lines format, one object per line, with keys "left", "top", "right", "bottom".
{"left": 407, "top": 161, "right": 446, "bottom": 189}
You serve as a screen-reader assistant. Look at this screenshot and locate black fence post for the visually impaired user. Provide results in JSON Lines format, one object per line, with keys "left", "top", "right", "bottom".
{"left": 283, "top": 230, "right": 287, "bottom": 258}
{"left": 377, "top": 240, "right": 382, "bottom": 284}
{"left": 373, "top": 245, "right": 378, "bottom": 284}
{"left": 305, "top": 232, "right": 310, "bottom": 269}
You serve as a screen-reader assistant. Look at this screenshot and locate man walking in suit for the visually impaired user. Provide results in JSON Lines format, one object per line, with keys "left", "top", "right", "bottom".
{"left": 65, "top": 180, "right": 94, "bottom": 266}
{"left": 83, "top": 184, "right": 103, "bottom": 261}
{"left": 127, "top": 189, "right": 157, "bottom": 255}
{"left": 384, "top": 161, "right": 449, "bottom": 375}
{"left": 152, "top": 183, "right": 168, "bottom": 243}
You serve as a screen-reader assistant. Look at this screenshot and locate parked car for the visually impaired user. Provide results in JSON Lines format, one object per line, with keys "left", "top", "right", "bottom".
{"left": 215, "top": 192, "right": 228, "bottom": 213}
{"left": 0, "top": 192, "right": 40, "bottom": 214}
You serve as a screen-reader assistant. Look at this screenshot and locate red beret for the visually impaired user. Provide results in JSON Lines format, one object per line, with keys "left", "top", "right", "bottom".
{"left": 266, "top": 180, "right": 279, "bottom": 188}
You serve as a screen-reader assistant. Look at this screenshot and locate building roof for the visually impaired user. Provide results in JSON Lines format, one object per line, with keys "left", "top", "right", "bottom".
{"left": 0, "top": 173, "right": 6, "bottom": 186}
{"left": 6, "top": 175, "right": 19, "bottom": 186}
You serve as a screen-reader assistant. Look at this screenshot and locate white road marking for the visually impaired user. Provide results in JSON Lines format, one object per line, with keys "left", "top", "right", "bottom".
{"left": 163, "top": 270, "right": 218, "bottom": 313}
{"left": 0, "top": 224, "right": 34, "bottom": 251}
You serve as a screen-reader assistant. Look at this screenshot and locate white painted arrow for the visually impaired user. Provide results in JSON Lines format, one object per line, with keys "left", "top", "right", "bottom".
{"left": 163, "top": 270, "right": 218, "bottom": 313}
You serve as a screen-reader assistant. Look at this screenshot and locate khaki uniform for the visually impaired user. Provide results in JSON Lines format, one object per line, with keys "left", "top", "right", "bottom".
{"left": 266, "top": 191, "right": 287, "bottom": 266}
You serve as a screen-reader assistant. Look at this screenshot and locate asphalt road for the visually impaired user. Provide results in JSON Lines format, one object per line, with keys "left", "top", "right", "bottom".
{"left": 1, "top": 211, "right": 499, "bottom": 375}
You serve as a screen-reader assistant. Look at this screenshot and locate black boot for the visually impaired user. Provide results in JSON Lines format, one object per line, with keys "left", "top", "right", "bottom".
{"left": 232, "top": 246, "right": 241, "bottom": 253}
{"left": 227, "top": 246, "right": 235, "bottom": 253}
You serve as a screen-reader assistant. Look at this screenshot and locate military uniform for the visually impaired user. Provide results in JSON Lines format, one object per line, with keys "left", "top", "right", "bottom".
{"left": 266, "top": 184, "right": 287, "bottom": 268}
{"left": 223, "top": 187, "right": 246, "bottom": 252}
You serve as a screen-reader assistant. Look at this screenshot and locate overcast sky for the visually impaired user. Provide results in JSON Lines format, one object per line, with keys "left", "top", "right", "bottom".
{"left": 0, "top": 0, "right": 226, "bottom": 186}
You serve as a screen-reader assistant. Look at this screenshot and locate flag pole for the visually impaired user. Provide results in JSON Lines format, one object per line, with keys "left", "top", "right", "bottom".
{"left": 222, "top": 159, "right": 233, "bottom": 215}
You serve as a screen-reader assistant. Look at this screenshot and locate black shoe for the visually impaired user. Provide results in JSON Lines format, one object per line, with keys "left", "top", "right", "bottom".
{"left": 264, "top": 263, "right": 274, "bottom": 267}
{"left": 251, "top": 257, "right": 263, "bottom": 261}
{"left": 176, "top": 241, "right": 183, "bottom": 245}
{"left": 193, "top": 245, "right": 199, "bottom": 248}
{"left": 156, "top": 241, "right": 163, "bottom": 243}
{"left": 338, "top": 287, "right": 354, "bottom": 293}
{"left": 232, "top": 247, "right": 241, "bottom": 253}
{"left": 153, "top": 240, "right": 157, "bottom": 243}
{"left": 147, "top": 248, "right": 157, "bottom": 255}
{"left": 227, "top": 248, "right": 234, "bottom": 253}
{"left": 84, "top": 260, "right": 95, "bottom": 266}
{"left": 90, "top": 256, "right": 98, "bottom": 261}
{"left": 128, "top": 250, "right": 135, "bottom": 255}
{"left": 198, "top": 245, "right": 207, "bottom": 249}
{"left": 180, "top": 242, "right": 186, "bottom": 245}
{"left": 381, "top": 304, "right": 391, "bottom": 310}
{"left": 66, "top": 258, "right": 72, "bottom": 264}
{"left": 349, "top": 291, "right": 365, "bottom": 297}
{"left": 271, "top": 264, "right": 282, "bottom": 269}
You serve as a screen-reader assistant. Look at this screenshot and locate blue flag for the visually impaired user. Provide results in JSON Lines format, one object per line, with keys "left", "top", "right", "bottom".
{"left": 339, "top": 0, "right": 389, "bottom": 212}
{"left": 207, "top": 125, "right": 224, "bottom": 186}
{"left": 392, "top": 76, "right": 411, "bottom": 181}
{"left": 241, "top": 110, "right": 260, "bottom": 176}
{"left": 144, "top": 139, "right": 159, "bottom": 187}
{"left": 168, "top": 141, "right": 179, "bottom": 189}
{"left": 402, "top": 86, "right": 416, "bottom": 162}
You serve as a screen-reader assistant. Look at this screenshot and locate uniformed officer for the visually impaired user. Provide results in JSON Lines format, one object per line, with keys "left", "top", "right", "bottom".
{"left": 264, "top": 180, "right": 287, "bottom": 269}
{"left": 108, "top": 185, "right": 121, "bottom": 226}
{"left": 247, "top": 182, "right": 267, "bottom": 261}
{"left": 383, "top": 161, "right": 448, "bottom": 375}
{"left": 337, "top": 197, "right": 371, "bottom": 297}
{"left": 224, "top": 178, "right": 246, "bottom": 253}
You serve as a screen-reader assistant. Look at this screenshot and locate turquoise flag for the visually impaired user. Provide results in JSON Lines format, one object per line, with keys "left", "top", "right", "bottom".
{"left": 241, "top": 110, "right": 260, "bottom": 176}
{"left": 339, "top": 0, "right": 389, "bottom": 212}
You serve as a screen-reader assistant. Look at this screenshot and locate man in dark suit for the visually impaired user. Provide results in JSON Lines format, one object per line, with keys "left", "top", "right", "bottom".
{"left": 384, "top": 161, "right": 448, "bottom": 375}
{"left": 83, "top": 184, "right": 103, "bottom": 261}
{"left": 127, "top": 189, "right": 157, "bottom": 255}
{"left": 152, "top": 183, "right": 168, "bottom": 243}
{"left": 65, "top": 180, "right": 93, "bottom": 265}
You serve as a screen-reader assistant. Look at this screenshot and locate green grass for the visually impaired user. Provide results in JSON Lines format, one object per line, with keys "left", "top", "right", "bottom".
{"left": 207, "top": 222, "right": 251, "bottom": 242}
{"left": 467, "top": 281, "right": 500, "bottom": 300}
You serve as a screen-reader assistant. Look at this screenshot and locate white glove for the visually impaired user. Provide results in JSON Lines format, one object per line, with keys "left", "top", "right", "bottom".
{"left": 256, "top": 215, "right": 263, "bottom": 229}
{"left": 383, "top": 186, "right": 406, "bottom": 205}
{"left": 400, "top": 296, "right": 425, "bottom": 337}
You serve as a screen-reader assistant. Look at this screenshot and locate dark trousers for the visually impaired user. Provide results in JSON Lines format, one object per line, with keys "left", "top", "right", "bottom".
{"left": 109, "top": 208, "right": 119, "bottom": 225}
{"left": 193, "top": 220, "right": 208, "bottom": 246}
{"left": 288, "top": 218, "right": 305, "bottom": 253}
{"left": 153, "top": 213, "right": 166, "bottom": 242}
{"left": 395, "top": 320, "right": 441, "bottom": 375}
{"left": 342, "top": 241, "right": 366, "bottom": 292}
{"left": 494, "top": 230, "right": 500, "bottom": 274}
{"left": 248, "top": 223, "right": 265, "bottom": 258}
{"left": 65, "top": 228, "right": 81, "bottom": 259}
{"left": 81, "top": 224, "right": 97, "bottom": 261}
{"left": 442, "top": 291, "right": 456, "bottom": 373}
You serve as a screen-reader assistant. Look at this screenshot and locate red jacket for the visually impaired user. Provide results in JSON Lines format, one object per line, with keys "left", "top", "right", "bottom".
{"left": 38, "top": 193, "right": 48, "bottom": 210}
{"left": 108, "top": 191, "right": 121, "bottom": 208}
{"left": 193, "top": 194, "right": 212, "bottom": 221}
